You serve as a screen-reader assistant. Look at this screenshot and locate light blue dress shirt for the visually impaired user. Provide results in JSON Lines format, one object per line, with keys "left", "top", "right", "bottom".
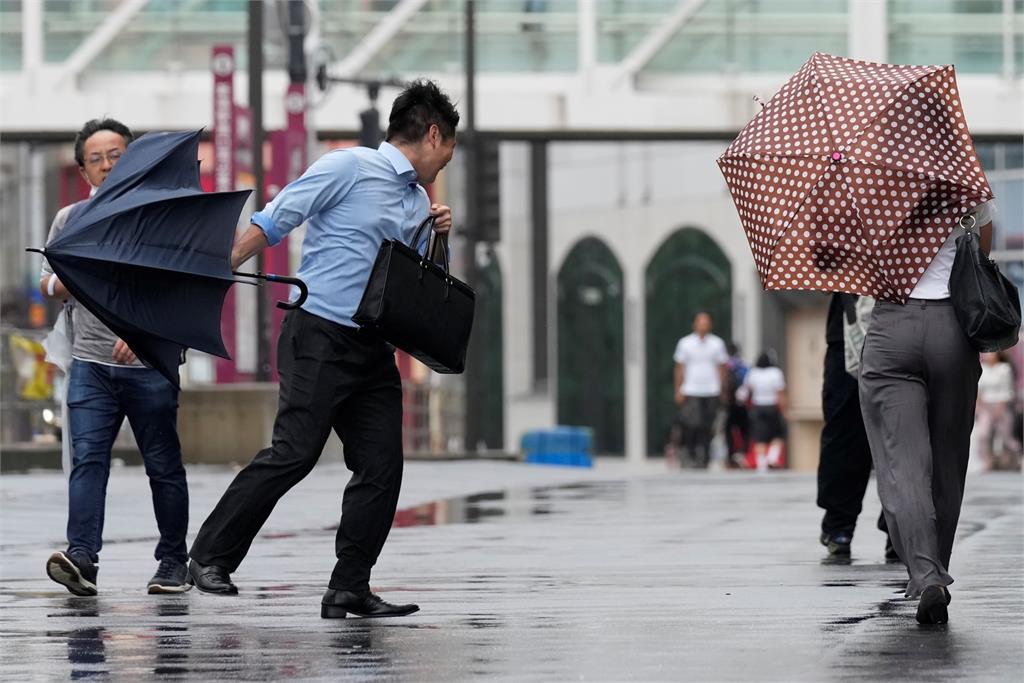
{"left": 251, "top": 141, "right": 431, "bottom": 327}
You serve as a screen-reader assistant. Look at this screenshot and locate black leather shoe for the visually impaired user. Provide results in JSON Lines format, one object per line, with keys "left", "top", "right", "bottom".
{"left": 187, "top": 560, "right": 238, "bottom": 595}
{"left": 820, "top": 530, "right": 852, "bottom": 556}
{"left": 916, "top": 585, "right": 950, "bottom": 625}
{"left": 321, "top": 589, "right": 419, "bottom": 619}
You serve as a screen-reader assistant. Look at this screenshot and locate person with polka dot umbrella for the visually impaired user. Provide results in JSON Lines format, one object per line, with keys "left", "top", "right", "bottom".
{"left": 719, "top": 52, "right": 997, "bottom": 626}
{"left": 718, "top": 51, "right": 992, "bottom": 303}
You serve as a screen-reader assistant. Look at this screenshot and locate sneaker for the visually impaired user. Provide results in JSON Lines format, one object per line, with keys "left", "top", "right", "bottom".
{"left": 147, "top": 559, "right": 192, "bottom": 594}
{"left": 820, "top": 530, "right": 852, "bottom": 556}
{"left": 46, "top": 550, "right": 98, "bottom": 596}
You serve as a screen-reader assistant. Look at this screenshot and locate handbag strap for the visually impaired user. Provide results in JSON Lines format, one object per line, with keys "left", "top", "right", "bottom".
{"left": 409, "top": 215, "right": 435, "bottom": 256}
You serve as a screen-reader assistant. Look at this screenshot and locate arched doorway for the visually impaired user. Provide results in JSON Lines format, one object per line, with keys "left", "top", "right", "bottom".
{"left": 645, "top": 228, "right": 732, "bottom": 455}
{"left": 557, "top": 237, "right": 625, "bottom": 455}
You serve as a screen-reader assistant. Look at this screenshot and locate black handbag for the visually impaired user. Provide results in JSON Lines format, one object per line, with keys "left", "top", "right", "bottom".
{"left": 353, "top": 217, "right": 475, "bottom": 373}
{"left": 949, "top": 214, "right": 1021, "bottom": 353}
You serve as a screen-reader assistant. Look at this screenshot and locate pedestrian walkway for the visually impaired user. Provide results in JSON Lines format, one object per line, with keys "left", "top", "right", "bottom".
{"left": 1, "top": 462, "right": 1021, "bottom": 681}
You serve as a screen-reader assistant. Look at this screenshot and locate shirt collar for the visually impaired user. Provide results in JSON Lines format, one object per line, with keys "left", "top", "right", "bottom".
{"left": 378, "top": 141, "right": 418, "bottom": 181}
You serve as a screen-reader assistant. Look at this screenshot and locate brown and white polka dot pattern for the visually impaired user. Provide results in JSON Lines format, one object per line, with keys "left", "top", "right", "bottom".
{"left": 718, "top": 51, "right": 993, "bottom": 303}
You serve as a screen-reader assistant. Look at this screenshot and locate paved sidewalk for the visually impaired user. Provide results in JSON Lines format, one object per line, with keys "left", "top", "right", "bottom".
{"left": 1, "top": 461, "right": 1021, "bottom": 681}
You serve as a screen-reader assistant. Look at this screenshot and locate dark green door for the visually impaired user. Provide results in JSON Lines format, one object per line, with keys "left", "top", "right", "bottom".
{"left": 557, "top": 237, "right": 625, "bottom": 455}
{"left": 645, "top": 228, "right": 732, "bottom": 455}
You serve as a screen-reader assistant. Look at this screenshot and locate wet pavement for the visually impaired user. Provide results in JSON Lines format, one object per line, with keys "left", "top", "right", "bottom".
{"left": 1, "top": 461, "right": 1021, "bottom": 681}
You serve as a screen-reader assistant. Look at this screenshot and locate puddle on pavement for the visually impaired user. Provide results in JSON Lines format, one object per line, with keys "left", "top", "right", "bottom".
{"left": 393, "top": 481, "right": 622, "bottom": 529}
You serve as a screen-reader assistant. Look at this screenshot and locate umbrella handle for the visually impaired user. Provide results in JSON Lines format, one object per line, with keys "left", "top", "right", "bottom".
{"left": 233, "top": 271, "right": 308, "bottom": 310}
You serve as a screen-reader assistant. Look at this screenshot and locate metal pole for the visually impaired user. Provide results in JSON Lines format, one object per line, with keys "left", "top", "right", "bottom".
{"left": 530, "top": 140, "right": 548, "bottom": 387}
{"left": 248, "top": 0, "right": 270, "bottom": 380}
{"left": 286, "top": 0, "right": 307, "bottom": 84}
{"left": 462, "top": 0, "right": 482, "bottom": 450}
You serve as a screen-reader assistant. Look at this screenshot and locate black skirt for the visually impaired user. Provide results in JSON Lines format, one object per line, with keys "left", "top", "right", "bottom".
{"left": 750, "top": 405, "right": 784, "bottom": 443}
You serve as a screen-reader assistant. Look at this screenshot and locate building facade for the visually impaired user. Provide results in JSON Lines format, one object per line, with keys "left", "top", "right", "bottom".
{"left": 2, "top": 0, "right": 1021, "bottom": 463}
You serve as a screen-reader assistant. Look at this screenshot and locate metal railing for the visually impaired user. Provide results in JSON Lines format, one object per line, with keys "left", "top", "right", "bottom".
{"left": 0, "top": 324, "right": 467, "bottom": 459}
{"left": 402, "top": 380, "right": 467, "bottom": 455}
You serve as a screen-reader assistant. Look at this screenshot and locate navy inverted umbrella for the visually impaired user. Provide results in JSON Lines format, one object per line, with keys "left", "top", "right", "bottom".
{"left": 30, "top": 129, "right": 306, "bottom": 387}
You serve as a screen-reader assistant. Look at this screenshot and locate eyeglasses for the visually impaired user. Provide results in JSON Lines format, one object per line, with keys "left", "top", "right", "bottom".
{"left": 85, "top": 150, "right": 123, "bottom": 167}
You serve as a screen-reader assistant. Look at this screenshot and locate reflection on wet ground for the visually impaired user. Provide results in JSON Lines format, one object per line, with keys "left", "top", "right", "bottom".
{"left": 392, "top": 483, "right": 600, "bottom": 528}
{"left": 1, "top": 471, "right": 1021, "bottom": 680}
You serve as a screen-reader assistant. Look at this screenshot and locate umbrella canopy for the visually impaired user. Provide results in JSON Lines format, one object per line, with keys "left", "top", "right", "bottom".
{"left": 718, "top": 52, "right": 993, "bottom": 303}
{"left": 40, "top": 130, "right": 251, "bottom": 387}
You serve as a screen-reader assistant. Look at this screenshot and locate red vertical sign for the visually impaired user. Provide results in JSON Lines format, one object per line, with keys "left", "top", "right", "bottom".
{"left": 265, "top": 82, "right": 307, "bottom": 380}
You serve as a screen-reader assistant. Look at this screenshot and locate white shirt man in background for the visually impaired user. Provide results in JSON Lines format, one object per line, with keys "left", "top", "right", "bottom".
{"left": 672, "top": 312, "right": 728, "bottom": 468}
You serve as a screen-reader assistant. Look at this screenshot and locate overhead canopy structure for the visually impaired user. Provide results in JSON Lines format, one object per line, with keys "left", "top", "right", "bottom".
{"left": 1, "top": 1, "right": 1020, "bottom": 137}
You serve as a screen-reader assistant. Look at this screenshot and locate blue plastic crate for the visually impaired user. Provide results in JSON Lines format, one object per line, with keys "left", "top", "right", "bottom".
{"left": 521, "top": 427, "right": 593, "bottom": 468}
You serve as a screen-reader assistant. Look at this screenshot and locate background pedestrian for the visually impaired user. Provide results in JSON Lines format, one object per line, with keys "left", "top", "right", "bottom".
{"left": 974, "top": 351, "right": 1022, "bottom": 471}
{"left": 671, "top": 312, "right": 728, "bottom": 468}
{"left": 723, "top": 341, "right": 750, "bottom": 468}
{"left": 816, "top": 293, "right": 894, "bottom": 559}
{"left": 738, "top": 350, "right": 786, "bottom": 471}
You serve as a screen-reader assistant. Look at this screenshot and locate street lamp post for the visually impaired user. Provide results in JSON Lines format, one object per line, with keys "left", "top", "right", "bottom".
{"left": 248, "top": 0, "right": 270, "bottom": 380}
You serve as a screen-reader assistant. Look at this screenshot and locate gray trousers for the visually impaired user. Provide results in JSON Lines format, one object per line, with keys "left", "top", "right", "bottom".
{"left": 859, "top": 299, "right": 981, "bottom": 598}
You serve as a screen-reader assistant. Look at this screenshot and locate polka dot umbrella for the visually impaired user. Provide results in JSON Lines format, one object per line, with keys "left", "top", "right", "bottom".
{"left": 718, "top": 52, "right": 993, "bottom": 303}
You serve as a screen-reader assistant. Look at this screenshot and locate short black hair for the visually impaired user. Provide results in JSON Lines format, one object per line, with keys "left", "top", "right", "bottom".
{"left": 756, "top": 350, "right": 777, "bottom": 369}
{"left": 74, "top": 118, "right": 133, "bottom": 168}
{"left": 386, "top": 79, "right": 459, "bottom": 143}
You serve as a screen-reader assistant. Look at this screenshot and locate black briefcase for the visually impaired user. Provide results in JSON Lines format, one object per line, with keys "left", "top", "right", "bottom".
{"left": 950, "top": 218, "right": 1021, "bottom": 353}
{"left": 353, "top": 217, "right": 475, "bottom": 373}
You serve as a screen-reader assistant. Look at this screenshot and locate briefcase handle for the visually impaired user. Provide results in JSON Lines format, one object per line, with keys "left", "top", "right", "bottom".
{"left": 409, "top": 215, "right": 435, "bottom": 256}
{"left": 409, "top": 216, "right": 455, "bottom": 300}
{"left": 409, "top": 215, "right": 450, "bottom": 273}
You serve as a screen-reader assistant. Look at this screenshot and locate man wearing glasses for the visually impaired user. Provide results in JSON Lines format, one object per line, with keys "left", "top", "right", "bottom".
{"left": 39, "top": 118, "right": 191, "bottom": 596}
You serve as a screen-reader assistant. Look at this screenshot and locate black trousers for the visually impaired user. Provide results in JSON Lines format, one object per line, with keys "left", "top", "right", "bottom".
{"left": 816, "top": 342, "right": 885, "bottom": 536}
{"left": 190, "top": 308, "right": 403, "bottom": 592}
{"left": 680, "top": 396, "right": 719, "bottom": 469}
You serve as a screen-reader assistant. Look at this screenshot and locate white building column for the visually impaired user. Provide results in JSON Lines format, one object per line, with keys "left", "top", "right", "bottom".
{"left": 624, "top": 259, "right": 647, "bottom": 464}
{"left": 22, "top": 0, "right": 42, "bottom": 80}
{"left": 847, "top": 0, "right": 887, "bottom": 63}
{"left": 501, "top": 143, "right": 556, "bottom": 453}
{"left": 577, "top": 0, "right": 597, "bottom": 88}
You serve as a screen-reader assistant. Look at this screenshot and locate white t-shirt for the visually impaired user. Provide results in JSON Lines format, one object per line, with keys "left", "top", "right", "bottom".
{"left": 741, "top": 366, "right": 786, "bottom": 406}
{"left": 673, "top": 333, "right": 728, "bottom": 397}
{"left": 977, "top": 362, "right": 1015, "bottom": 404}
{"left": 909, "top": 200, "right": 995, "bottom": 300}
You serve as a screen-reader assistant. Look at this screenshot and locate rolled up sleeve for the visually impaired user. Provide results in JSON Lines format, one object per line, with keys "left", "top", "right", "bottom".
{"left": 250, "top": 149, "right": 360, "bottom": 247}
{"left": 971, "top": 199, "right": 995, "bottom": 227}
{"left": 40, "top": 205, "right": 72, "bottom": 279}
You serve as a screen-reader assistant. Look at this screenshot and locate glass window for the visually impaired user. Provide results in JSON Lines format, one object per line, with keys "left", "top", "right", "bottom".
{"left": 343, "top": 0, "right": 579, "bottom": 75}
{"left": 889, "top": 0, "right": 1021, "bottom": 75}
{"left": 639, "top": 0, "right": 848, "bottom": 74}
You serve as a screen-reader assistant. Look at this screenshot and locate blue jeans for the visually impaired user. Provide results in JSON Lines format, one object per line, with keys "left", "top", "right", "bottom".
{"left": 66, "top": 360, "right": 188, "bottom": 564}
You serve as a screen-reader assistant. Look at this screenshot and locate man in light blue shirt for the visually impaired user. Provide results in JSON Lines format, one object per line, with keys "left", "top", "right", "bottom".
{"left": 249, "top": 134, "right": 439, "bottom": 327}
{"left": 189, "top": 80, "right": 458, "bottom": 620}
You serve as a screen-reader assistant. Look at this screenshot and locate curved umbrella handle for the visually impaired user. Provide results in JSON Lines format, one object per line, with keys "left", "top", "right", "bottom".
{"left": 233, "top": 271, "right": 308, "bottom": 310}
